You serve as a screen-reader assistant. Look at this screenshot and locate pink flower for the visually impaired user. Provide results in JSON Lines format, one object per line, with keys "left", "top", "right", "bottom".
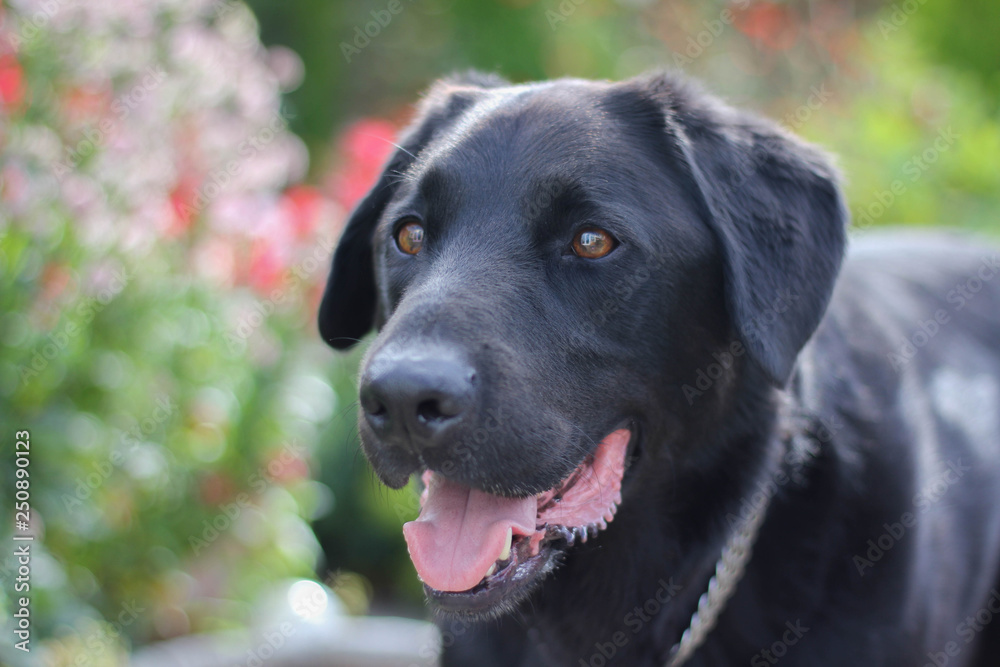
{"left": 246, "top": 238, "right": 284, "bottom": 294}
{"left": 168, "top": 179, "right": 200, "bottom": 237}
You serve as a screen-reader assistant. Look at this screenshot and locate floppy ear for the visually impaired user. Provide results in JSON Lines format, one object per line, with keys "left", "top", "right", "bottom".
{"left": 318, "top": 72, "right": 509, "bottom": 349}
{"left": 628, "top": 73, "right": 848, "bottom": 385}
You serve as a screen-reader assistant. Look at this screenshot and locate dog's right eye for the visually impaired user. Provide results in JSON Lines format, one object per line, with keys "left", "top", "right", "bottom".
{"left": 395, "top": 220, "right": 425, "bottom": 255}
{"left": 572, "top": 228, "right": 616, "bottom": 259}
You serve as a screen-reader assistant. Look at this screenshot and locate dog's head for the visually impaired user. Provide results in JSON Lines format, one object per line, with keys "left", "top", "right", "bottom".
{"left": 318, "top": 71, "right": 846, "bottom": 617}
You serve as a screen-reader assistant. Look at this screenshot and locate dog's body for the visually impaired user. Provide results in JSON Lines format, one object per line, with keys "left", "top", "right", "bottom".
{"left": 319, "top": 72, "right": 1000, "bottom": 666}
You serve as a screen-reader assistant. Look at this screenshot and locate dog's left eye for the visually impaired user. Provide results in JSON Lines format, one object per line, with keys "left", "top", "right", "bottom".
{"left": 572, "top": 228, "right": 617, "bottom": 259}
{"left": 396, "top": 220, "right": 425, "bottom": 255}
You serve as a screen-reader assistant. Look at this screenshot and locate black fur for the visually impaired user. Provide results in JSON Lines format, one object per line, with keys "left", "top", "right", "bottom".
{"left": 319, "top": 71, "right": 1000, "bottom": 666}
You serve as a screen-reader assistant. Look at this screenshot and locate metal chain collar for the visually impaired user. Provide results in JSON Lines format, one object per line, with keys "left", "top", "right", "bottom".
{"left": 663, "top": 444, "right": 781, "bottom": 667}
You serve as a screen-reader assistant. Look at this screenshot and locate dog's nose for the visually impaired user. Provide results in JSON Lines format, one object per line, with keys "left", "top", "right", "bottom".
{"left": 360, "top": 349, "right": 475, "bottom": 449}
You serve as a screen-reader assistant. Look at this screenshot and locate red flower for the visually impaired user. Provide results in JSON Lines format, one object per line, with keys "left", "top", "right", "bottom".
{"left": 328, "top": 118, "right": 397, "bottom": 210}
{"left": 39, "top": 262, "right": 76, "bottom": 304}
{"left": 281, "top": 185, "right": 323, "bottom": 239}
{"left": 199, "top": 472, "right": 236, "bottom": 506}
{"left": 734, "top": 3, "right": 799, "bottom": 52}
{"left": 264, "top": 449, "right": 310, "bottom": 484}
{"left": 0, "top": 54, "right": 25, "bottom": 111}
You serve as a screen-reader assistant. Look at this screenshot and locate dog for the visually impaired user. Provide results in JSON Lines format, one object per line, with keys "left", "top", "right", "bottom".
{"left": 318, "top": 71, "right": 1000, "bottom": 666}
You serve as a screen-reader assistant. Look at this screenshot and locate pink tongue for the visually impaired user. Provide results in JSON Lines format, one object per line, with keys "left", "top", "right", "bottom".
{"left": 403, "top": 474, "right": 537, "bottom": 592}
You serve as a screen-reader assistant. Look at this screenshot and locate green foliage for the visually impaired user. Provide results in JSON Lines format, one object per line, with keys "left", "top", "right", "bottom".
{"left": 907, "top": 0, "right": 1000, "bottom": 111}
{"left": 0, "top": 2, "right": 339, "bottom": 662}
{"left": 803, "top": 24, "right": 1000, "bottom": 234}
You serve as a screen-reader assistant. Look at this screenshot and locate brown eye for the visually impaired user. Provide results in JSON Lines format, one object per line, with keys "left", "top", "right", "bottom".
{"left": 572, "top": 228, "right": 616, "bottom": 259}
{"left": 396, "top": 221, "right": 425, "bottom": 255}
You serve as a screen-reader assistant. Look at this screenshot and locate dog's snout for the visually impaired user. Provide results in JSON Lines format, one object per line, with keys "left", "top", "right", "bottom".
{"left": 360, "top": 349, "right": 476, "bottom": 449}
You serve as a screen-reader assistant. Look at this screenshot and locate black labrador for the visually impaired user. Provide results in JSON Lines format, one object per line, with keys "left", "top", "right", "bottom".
{"left": 318, "top": 71, "right": 1000, "bottom": 666}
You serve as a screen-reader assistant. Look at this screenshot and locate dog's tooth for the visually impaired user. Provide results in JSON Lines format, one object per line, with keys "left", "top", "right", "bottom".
{"left": 485, "top": 563, "right": 497, "bottom": 579}
{"left": 499, "top": 526, "right": 512, "bottom": 562}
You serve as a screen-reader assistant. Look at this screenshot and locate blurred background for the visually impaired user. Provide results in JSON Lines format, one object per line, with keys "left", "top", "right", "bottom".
{"left": 0, "top": 0, "right": 998, "bottom": 664}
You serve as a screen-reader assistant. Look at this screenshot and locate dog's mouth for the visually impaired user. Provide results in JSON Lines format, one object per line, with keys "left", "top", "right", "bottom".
{"left": 402, "top": 428, "right": 631, "bottom": 615}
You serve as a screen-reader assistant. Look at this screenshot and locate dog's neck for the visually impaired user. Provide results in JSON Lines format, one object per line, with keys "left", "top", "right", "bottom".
{"left": 663, "top": 422, "right": 789, "bottom": 666}
{"left": 658, "top": 373, "right": 824, "bottom": 666}
{"left": 530, "top": 368, "right": 823, "bottom": 666}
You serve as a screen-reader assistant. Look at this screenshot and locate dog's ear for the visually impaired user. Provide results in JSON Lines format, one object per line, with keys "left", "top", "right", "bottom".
{"left": 318, "top": 72, "right": 509, "bottom": 349}
{"left": 623, "top": 73, "right": 848, "bottom": 385}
